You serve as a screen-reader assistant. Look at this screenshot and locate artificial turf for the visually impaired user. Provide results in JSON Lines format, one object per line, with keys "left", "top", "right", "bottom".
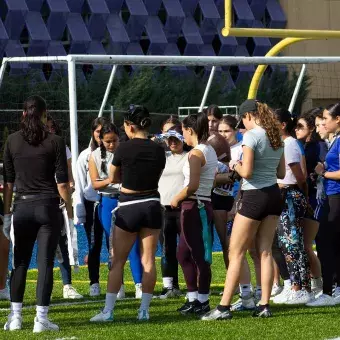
{"left": 0, "top": 253, "right": 339, "bottom": 340}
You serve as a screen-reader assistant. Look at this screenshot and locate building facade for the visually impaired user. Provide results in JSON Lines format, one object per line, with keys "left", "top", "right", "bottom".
{"left": 0, "top": 0, "right": 286, "bottom": 87}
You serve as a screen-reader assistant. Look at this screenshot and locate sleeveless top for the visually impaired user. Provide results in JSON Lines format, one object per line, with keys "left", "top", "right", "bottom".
{"left": 183, "top": 143, "right": 218, "bottom": 199}
{"left": 92, "top": 147, "right": 120, "bottom": 195}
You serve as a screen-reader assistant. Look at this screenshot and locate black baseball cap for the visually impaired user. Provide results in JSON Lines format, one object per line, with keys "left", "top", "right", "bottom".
{"left": 236, "top": 99, "right": 259, "bottom": 129}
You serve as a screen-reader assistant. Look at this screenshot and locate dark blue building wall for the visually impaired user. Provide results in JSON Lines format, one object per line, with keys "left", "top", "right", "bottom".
{"left": 0, "top": 0, "right": 286, "bottom": 85}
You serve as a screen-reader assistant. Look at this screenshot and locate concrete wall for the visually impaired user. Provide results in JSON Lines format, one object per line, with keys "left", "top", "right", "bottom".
{"left": 279, "top": 0, "right": 340, "bottom": 111}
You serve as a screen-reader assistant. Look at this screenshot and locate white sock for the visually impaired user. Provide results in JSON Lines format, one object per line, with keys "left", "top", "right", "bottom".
{"left": 36, "top": 305, "right": 48, "bottom": 321}
{"left": 240, "top": 284, "right": 251, "bottom": 296}
{"left": 198, "top": 293, "right": 209, "bottom": 303}
{"left": 140, "top": 293, "right": 153, "bottom": 311}
{"left": 103, "top": 293, "right": 117, "bottom": 313}
{"left": 284, "top": 280, "right": 291, "bottom": 288}
{"left": 163, "top": 277, "right": 173, "bottom": 289}
{"left": 187, "top": 291, "right": 198, "bottom": 302}
{"left": 11, "top": 302, "right": 22, "bottom": 318}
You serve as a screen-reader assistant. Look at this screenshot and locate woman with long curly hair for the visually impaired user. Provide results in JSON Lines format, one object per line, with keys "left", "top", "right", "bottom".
{"left": 202, "top": 99, "right": 285, "bottom": 321}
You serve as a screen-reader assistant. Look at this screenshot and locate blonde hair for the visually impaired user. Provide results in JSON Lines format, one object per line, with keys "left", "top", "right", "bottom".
{"left": 252, "top": 102, "right": 283, "bottom": 150}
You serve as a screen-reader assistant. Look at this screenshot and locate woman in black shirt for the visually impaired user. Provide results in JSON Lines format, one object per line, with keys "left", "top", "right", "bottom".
{"left": 3, "top": 96, "right": 71, "bottom": 333}
{"left": 90, "top": 105, "right": 165, "bottom": 323}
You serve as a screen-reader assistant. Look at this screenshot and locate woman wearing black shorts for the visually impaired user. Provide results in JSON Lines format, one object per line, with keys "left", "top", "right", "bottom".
{"left": 202, "top": 99, "right": 285, "bottom": 320}
{"left": 3, "top": 96, "right": 71, "bottom": 333}
{"left": 90, "top": 105, "right": 165, "bottom": 322}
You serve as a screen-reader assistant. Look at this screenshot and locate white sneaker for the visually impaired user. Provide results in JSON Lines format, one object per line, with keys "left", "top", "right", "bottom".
{"left": 273, "top": 286, "right": 292, "bottom": 304}
{"left": 135, "top": 283, "right": 142, "bottom": 299}
{"left": 306, "top": 293, "right": 335, "bottom": 307}
{"left": 271, "top": 283, "right": 283, "bottom": 297}
{"left": 231, "top": 294, "right": 255, "bottom": 311}
{"left": 0, "top": 287, "right": 10, "bottom": 301}
{"left": 137, "top": 309, "right": 149, "bottom": 321}
{"left": 286, "top": 290, "right": 312, "bottom": 305}
{"left": 33, "top": 317, "right": 59, "bottom": 333}
{"left": 333, "top": 287, "right": 340, "bottom": 305}
{"left": 117, "top": 285, "right": 125, "bottom": 300}
{"left": 90, "top": 283, "right": 101, "bottom": 297}
{"left": 4, "top": 314, "right": 22, "bottom": 331}
{"left": 90, "top": 310, "right": 114, "bottom": 322}
{"left": 63, "top": 285, "right": 83, "bottom": 299}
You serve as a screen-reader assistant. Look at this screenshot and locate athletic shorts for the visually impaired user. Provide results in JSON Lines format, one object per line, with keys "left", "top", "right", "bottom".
{"left": 211, "top": 191, "right": 234, "bottom": 211}
{"left": 115, "top": 191, "right": 163, "bottom": 233}
{"left": 236, "top": 184, "right": 283, "bottom": 221}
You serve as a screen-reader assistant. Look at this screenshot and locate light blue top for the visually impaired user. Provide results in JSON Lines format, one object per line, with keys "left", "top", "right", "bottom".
{"left": 241, "top": 126, "right": 284, "bottom": 191}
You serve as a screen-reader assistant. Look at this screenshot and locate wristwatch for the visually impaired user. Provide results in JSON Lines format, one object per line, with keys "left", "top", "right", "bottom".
{"left": 321, "top": 170, "right": 327, "bottom": 178}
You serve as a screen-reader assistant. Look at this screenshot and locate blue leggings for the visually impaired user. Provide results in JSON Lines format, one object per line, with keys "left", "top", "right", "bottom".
{"left": 98, "top": 196, "right": 143, "bottom": 284}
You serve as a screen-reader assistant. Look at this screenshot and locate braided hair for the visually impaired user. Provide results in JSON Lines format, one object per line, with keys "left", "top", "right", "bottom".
{"left": 99, "top": 122, "right": 120, "bottom": 175}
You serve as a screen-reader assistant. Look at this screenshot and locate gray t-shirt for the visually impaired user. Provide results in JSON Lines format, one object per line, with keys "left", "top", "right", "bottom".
{"left": 241, "top": 126, "right": 283, "bottom": 191}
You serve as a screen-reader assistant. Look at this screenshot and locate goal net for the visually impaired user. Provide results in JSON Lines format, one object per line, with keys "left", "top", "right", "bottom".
{"left": 0, "top": 55, "right": 338, "bottom": 174}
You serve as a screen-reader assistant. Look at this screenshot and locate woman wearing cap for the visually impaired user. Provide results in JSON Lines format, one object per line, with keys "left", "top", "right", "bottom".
{"left": 73, "top": 117, "right": 108, "bottom": 297}
{"left": 3, "top": 95, "right": 71, "bottom": 332}
{"left": 218, "top": 115, "right": 262, "bottom": 311}
{"left": 90, "top": 105, "right": 165, "bottom": 322}
{"left": 171, "top": 113, "right": 217, "bottom": 316}
{"left": 88, "top": 121, "right": 143, "bottom": 299}
{"left": 202, "top": 99, "right": 285, "bottom": 320}
{"left": 158, "top": 126, "right": 188, "bottom": 299}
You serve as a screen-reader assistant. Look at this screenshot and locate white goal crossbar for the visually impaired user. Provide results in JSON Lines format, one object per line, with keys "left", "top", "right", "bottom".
{"left": 0, "top": 54, "right": 338, "bottom": 180}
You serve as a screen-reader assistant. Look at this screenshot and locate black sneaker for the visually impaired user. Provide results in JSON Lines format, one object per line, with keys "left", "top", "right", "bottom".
{"left": 201, "top": 307, "right": 233, "bottom": 321}
{"left": 252, "top": 305, "right": 273, "bottom": 318}
{"left": 193, "top": 300, "right": 210, "bottom": 315}
{"left": 177, "top": 301, "right": 196, "bottom": 314}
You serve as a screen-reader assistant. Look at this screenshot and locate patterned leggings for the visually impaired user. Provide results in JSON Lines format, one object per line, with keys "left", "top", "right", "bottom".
{"left": 277, "top": 188, "right": 310, "bottom": 289}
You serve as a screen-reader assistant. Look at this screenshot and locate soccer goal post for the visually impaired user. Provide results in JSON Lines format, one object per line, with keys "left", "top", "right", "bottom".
{"left": 1, "top": 54, "right": 340, "bottom": 180}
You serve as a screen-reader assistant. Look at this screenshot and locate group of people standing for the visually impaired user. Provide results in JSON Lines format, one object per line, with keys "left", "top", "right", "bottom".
{"left": 1, "top": 95, "right": 340, "bottom": 333}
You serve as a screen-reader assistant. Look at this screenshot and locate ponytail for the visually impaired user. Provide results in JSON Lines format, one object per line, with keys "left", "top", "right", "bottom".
{"left": 256, "top": 103, "right": 283, "bottom": 150}
{"left": 100, "top": 142, "right": 107, "bottom": 175}
{"left": 21, "top": 95, "right": 47, "bottom": 146}
{"left": 182, "top": 112, "right": 209, "bottom": 143}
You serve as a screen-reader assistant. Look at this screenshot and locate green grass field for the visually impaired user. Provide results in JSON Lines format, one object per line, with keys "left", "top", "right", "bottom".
{"left": 0, "top": 253, "right": 339, "bottom": 340}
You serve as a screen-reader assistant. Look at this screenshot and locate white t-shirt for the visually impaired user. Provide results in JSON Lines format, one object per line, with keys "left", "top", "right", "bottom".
{"left": 183, "top": 144, "right": 218, "bottom": 199}
{"left": 231, "top": 141, "right": 243, "bottom": 161}
{"left": 277, "top": 136, "right": 303, "bottom": 185}
{"left": 158, "top": 151, "right": 188, "bottom": 205}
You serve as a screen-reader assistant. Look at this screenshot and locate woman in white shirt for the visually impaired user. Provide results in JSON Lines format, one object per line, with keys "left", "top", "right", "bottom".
{"left": 158, "top": 126, "right": 188, "bottom": 299}
{"left": 171, "top": 113, "right": 217, "bottom": 316}
{"left": 272, "top": 109, "right": 311, "bottom": 305}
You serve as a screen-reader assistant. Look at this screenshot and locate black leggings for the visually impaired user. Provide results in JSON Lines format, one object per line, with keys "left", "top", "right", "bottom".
{"left": 160, "top": 209, "right": 180, "bottom": 289}
{"left": 83, "top": 199, "right": 103, "bottom": 285}
{"left": 317, "top": 194, "right": 340, "bottom": 295}
{"left": 272, "top": 232, "right": 290, "bottom": 281}
{"left": 10, "top": 198, "right": 62, "bottom": 306}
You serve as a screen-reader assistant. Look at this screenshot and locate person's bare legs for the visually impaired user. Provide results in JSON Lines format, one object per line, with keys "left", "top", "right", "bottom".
{"left": 220, "top": 214, "right": 260, "bottom": 306}
{"left": 139, "top": 228, "right": 161, "bottom": 294}
{"left": 213, "top": 210, "right": 229, "bottom": 268}
{"left": 302, "top": 218, "right": 321, "bottom": 278}
{"left": 107, "top": 227, "right": 137, "bottom": 293}
{"left": 0, "top": 232, "right": 9, "bottom": 290}
{"left": 255, "top": 215, "right": 278, "bottom": 305}
{"left": 249, "top": 240, "right": 261, "bottom": 287}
